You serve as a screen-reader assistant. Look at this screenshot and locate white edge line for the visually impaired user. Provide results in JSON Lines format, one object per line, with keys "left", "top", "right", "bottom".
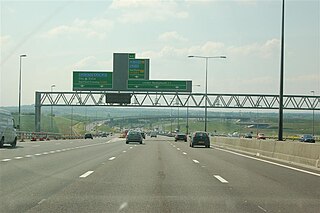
{"left": 214, "top": 147, "right": 320, "bottom": 177}
{"left": 214, "top": 175, "right": 229, "bottom": 183}
{"left": 79, "top": 171, "right": 94, "bottom": 178}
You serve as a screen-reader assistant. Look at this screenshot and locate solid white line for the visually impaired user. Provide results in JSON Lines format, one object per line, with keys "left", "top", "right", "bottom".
{"left": 79, "top": 171, "right": 94, "bottom": 178}
{"left": 14, "top": 157, "right": 23, "bottom": 160}
{"left": 109, "top": 157, "right": 116, "bottom": 161}
{"left": 1, "top": 159, "right": 11, "bottom": 162}
{"left": 214, "top": 147, "right": 320, "bottom": 177}
{"left": 214, "top": 175, "right": 229, "bottom": 183}
{"left": 192, "top": 159, "right": 200, "bottom": 164}
{"left": 183, "top": 152, "right": 187, "bottom": 155}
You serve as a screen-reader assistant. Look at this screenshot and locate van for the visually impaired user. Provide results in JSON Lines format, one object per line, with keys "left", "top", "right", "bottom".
{"left": 0, "top": 109, "right": 18, "bottom": 148}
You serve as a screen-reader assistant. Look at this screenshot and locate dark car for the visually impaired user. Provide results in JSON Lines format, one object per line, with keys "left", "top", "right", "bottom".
{"left": 190, "top": 131, "right": 210, "bottom": 148}
{"left": 244, "top": 133, "right": 253, "bottom": 138}
{"left": 84, "top": 133, "right": 93, "bottom": 139}
{"left": 175, "top": 133, "right": 187, "bottom": 142}
{"left": 126, "top": 130, "right": 143, "bottom": 144}
{"left": 150, "top": 132, "right": 157, "bottom": 138}
{"left": 299, "top": 134, "right": 315, "bottom": 143}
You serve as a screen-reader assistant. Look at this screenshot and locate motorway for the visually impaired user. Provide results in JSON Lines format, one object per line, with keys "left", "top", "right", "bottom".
{"left": 0, "top": 136, "right": 319, "bottom": 213}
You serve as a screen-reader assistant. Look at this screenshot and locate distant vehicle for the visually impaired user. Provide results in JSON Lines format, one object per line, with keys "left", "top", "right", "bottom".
{"left": 150, "top": 131, "right": 157, "bottom": 138}
{"left": 175, "top": 133, "right": 187, "bottom": 142}
{"left": 84, "top": 133, "right": 93, "bottom": 139}
{"left": 257, "top": 133, "right": 266, "bottom": 140}
{"left": 126, "top": 130, "right": 143, "bottom": 144}
{"left": 0, "top": 109, "right": 18, "bottom": 148}
{"left": 101, "top": 132, "right": 108, "bottom": 137}
{"left": 190, "top": 131, "right": 210, "bottom": 148}
{"left": 244, "top": 133, "right": 253, "bottom": 138}
{"left": 299, "top": 134, "right": 315, "bottom": 143}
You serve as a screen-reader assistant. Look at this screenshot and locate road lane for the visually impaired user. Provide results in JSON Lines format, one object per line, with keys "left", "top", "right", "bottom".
{"left": 1, "top": 135, "right": 319, "bottom": 212}
{"left": 27, "top": 137, "right": 258, "bottom": 213}
{"left": 0, "top": 137, "right": 126, "bottom": 213}
{"left": 169, "top": 138, "right": 320, "bottom": 213}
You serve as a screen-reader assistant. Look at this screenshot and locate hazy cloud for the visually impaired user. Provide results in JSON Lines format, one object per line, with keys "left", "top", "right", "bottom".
{"left": 42, "top": 18, "right": 114, "bottom": 39}
{"left": 110, "top": 0, "right": 189, "bottom": 23}
{"left": 72, "top": 56, "right": 112, "bottom": 70}
{"left": 159, "top": 31, "right": 188, "bottom": 42}
{"left": 228, "top": 39, "right": 280, "bottom": 58}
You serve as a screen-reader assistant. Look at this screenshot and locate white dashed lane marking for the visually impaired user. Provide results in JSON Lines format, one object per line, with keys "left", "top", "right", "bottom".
{"left": 214, "top": 175, "right": 229, "bottom": 183}
{"left": 14, "top": 157, "right": 23, "bottom": 160}
{"left": 183, "top": 152, "right": 187, "bottom": 155}
{"left": 109, "top": 157, "right": 116, "bottom": 161}
{"left": 1, "top": 159, "right": 11, "bottom": 162}
{"left": 79, "top": 171, "right": 94, "bottom": 178}
{"left": 192, "top": 159, "right": 200, "bottom": 164}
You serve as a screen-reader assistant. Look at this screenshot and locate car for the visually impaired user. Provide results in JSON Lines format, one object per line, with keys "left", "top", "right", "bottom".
{"left": 299, "top": 134, "right": 315, "bottom": 143}
{"left": 126, "top": 130, "right": 143, "bottom": 144}
{"left": 0, "top": 109, "right": 18, "bottom": 148}
{"left": 84, "top": 133, "right": 93, "bottom": 139}
{"left": 190, "top": 131, "right": 210, "bottom": 148}
{"left": 150, "top": 131, "right": 157, "bottom": 138}
{"left": 175, "top": 133, "right": 187, "bottom": 142}
{"left": 244, "top": 133, "right": 253, "bottom": 138}
{"left": 101, "top": 132, "right": 108, "bottom": 137}
{"left": 257, "top": 133, "right": 266, "bottom": 140}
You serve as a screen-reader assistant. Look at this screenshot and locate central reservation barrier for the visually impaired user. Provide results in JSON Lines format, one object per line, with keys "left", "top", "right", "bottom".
{"left": 211, "top": 137, "right": 320, "bottom": 169}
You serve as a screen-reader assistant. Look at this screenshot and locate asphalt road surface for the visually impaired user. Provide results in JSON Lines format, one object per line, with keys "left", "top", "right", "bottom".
{"left": 1, "top": 136, "right": 319, "bottom": 213}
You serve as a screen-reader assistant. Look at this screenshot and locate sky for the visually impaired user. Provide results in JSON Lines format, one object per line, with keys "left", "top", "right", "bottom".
{"left": 1, "top": 0, "right": 319, "bottom": 107}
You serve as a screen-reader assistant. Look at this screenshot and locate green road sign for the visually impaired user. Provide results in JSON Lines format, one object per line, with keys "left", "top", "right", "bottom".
{"left": 128, "top": 59, "right": 145, "bottom": 79}
{"left": 128, "top": 80, "right": 189, "bottom": 91}
{"left": 73, "top": 71, "right": 112, "bottom": 91}
{"left": 128, "top": 53, "right": 135, "bottom": 59}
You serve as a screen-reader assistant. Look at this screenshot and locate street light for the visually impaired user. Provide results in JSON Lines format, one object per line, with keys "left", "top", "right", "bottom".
{"left": 186, "top": 84, "right": 201, "bottom": 135}
{"left": 188, "top": 55, "right": 226, "bottom": 132}
{"left": 50, "top": 84, "right": 56, "bottom": 130}
{"left": 18, "top": 54, "right": 27, "bottom": 131}
{"left": 311, "top": 90, "right": 315, "bottom": 136}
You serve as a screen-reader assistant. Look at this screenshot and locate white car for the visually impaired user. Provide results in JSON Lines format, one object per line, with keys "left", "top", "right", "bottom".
{"left": 0, "top": 109, "right": 18, "bottom": 148}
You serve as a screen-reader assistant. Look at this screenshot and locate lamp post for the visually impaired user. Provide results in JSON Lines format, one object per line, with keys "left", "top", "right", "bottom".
{"left": 311, "top": 90, "right": 315, "bottom": 136}
{"left": 278, "top": 0, "right": 285, "bottom": 141}
{"left": 18, "top": 54, "right": 27, "bottom": 131}
{"left": 50, "top": 84, "right": 56, "bottom": 130}
{"left": 188, "top": 55, "right": 226, "bottom": 132}
{"left": 186, "top": 84, "right": 201, "bottom": 135}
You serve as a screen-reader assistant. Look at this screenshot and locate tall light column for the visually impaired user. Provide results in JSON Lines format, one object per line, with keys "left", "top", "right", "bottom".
{"left": 18, "top": 54, "right": 27, "bottom": 131}
{"left": 188, "top": 55, "right": 226, "bottom": 132}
